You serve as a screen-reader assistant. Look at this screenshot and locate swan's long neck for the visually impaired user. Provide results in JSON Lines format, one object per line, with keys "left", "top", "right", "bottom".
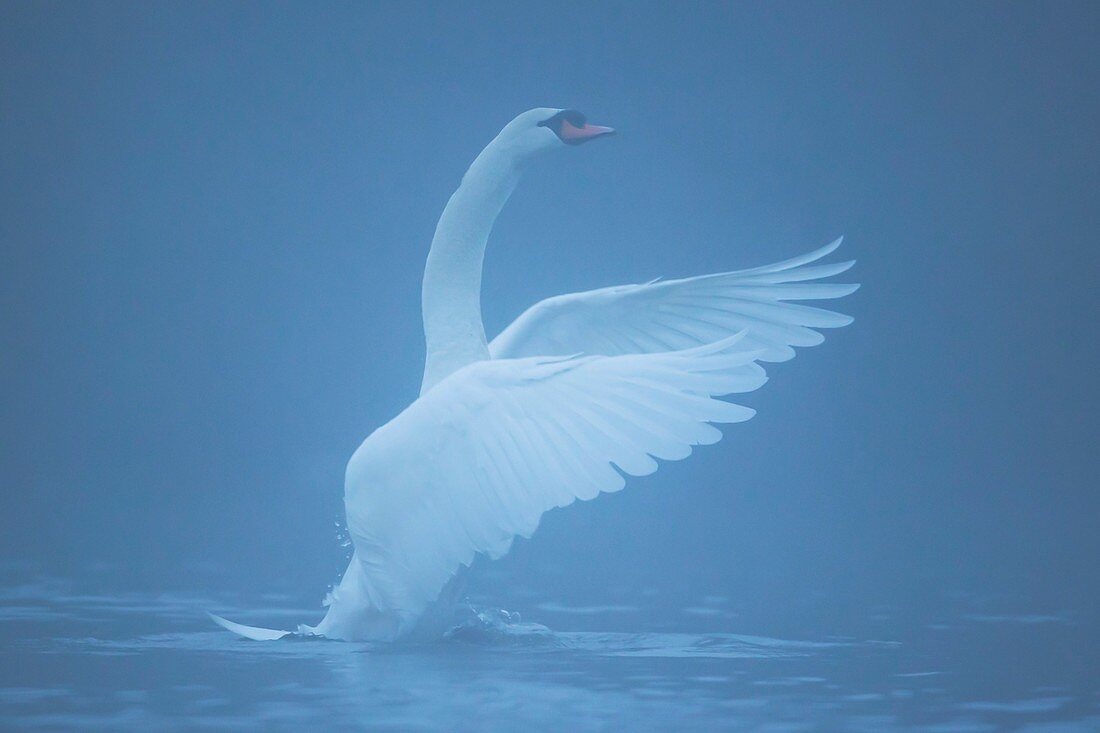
{"left": 420, "top": 145, "right": 521, "bottom": 394}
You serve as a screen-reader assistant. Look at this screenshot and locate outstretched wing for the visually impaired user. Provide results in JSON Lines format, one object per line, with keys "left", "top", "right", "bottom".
{"left": 489, "top": 237, "right": 858, "bottom": 363}
{"left": 344, "top": 333, "right": 768, "bottom": 618}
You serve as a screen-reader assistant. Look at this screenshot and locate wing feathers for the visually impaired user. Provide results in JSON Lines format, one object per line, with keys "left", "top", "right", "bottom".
{"left": 344, "top": 333, "right": 770, "bottom": 619}
{"left": 489, "top": 239, "right": 857, "bottom": 363}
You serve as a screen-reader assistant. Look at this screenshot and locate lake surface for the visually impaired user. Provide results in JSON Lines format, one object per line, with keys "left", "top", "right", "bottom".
{"left": 2, "top": 568, "right": 1097, "bottom": 731}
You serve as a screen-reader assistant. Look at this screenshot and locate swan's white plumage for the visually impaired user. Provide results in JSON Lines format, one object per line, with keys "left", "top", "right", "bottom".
{"left": 328, "top": 332, "right": 766, "bottom": 637}
{"left": 211, "top": 108, "right": 859, "bottom": 642}
{"left": 490, "top": 237, "right": 857, "bottom": 363}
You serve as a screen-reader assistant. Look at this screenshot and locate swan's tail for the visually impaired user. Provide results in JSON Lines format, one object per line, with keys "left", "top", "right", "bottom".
{"left": 208, "top": 552, "right": 466, "bottom": 642}
{"left": 207, "top": 612, "right": 292, "bottom": 641}
{"left": 208, "top": 552, "right": 397, "bottom": 642}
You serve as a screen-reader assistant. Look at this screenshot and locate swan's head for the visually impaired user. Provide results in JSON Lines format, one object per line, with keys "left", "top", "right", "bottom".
{"left": 491, "top": 107, "right": 615, "bottom": 163}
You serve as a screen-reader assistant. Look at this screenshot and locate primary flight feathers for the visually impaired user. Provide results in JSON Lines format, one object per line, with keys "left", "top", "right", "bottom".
{"left": 491, "top": 237, "right": 857, "bottom": 363}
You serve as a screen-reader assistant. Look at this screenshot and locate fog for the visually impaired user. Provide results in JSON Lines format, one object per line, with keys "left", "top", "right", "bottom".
{"left": 2, "top": 2, "right": 1098, "bottom": 728}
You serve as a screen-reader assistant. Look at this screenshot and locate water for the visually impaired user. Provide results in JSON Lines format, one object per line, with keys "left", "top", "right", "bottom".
{"left": 3, "top": 2, "right": 1100, "bottom": 730}
{"left": 3, "top": 570, "right": 1097, "bottom": 731}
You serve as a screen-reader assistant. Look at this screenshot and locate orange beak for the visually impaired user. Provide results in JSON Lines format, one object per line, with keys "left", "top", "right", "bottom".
{"left": 559, "top": 119, "right": 616, "bottom": 145}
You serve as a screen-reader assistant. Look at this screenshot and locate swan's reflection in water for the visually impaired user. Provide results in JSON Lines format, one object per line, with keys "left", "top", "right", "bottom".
{"left": 1, "top": 577, "right": 1097, "bottom": 731}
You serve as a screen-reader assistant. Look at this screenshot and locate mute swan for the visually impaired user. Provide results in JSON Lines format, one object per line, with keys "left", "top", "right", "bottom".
{"left": 211, "top": 108, "right": 857, "bottom": 641}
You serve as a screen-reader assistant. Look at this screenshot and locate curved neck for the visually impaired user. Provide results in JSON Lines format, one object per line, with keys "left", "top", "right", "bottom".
{"left": 420, "top": 146, "right": 521, "bottom": 394}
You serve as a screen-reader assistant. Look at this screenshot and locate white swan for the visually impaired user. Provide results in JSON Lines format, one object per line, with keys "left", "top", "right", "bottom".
{"left": 211, "top": 108, "right": 858, "bottom": 641}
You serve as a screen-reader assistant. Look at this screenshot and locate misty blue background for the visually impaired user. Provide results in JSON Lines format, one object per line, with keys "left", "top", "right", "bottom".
{"left": 2, "top": 0, "right": 1098, "bottom": 641}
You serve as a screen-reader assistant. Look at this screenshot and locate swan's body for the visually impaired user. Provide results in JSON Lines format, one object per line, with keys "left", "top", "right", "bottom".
{"left": 212, "top": 108, "right": 858, "bottom": 641}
